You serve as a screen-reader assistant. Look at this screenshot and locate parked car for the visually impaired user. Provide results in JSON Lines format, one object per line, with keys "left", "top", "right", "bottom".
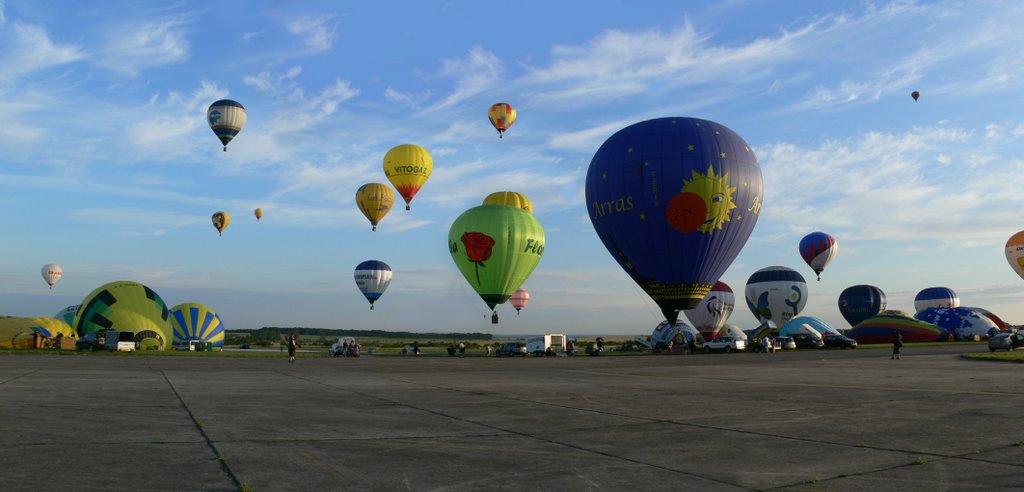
{"left": 792, "top": 334, "right": 824, "bottom": 349}
{"left": 823, "top": 334, "right": 858, "bottom": 349}
{"left": 75, "top": 332, "right": 102, "bottom": 351}
{"left": 495, "top": 342, "right": 528, "bottom": 357}
{"left": 774, "top": 336, "right": 797, "bottom": 350}
{"left": 988, "top": 332, "right": 1024, "bottom": 352}
{"left": 702, "top": 336, "right": 746, "bottom": 353}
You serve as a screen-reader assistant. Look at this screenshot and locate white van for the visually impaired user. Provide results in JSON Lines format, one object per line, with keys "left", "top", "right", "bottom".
{"left": 526, "top": 334, "right": 567, "bottom": 356}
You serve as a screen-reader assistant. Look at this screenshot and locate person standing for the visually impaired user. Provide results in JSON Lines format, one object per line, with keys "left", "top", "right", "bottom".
{"left": 892, "top": 331, "right": 903, "bottom": 360}
{"left": 288, "top": 335, "right": 298, "bottom": 363}
{"left": 485, "top": 344, "right": 492, "bottom": 357}
{"left": 458, "top": 341, "right": 466, "bottom": 357}
{"left": 566, "top": 339, "right": 574, "bottom": 356}
{"left": 413, "top": 341, "right": 421, "bottom": 356}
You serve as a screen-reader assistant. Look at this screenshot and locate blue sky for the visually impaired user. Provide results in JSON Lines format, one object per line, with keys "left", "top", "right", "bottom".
{"left": 2, "top": 0, "right": 1023, "bottom": 335}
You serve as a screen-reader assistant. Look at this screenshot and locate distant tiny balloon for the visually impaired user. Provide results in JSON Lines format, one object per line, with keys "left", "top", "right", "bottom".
{"left": 41, "top": 263, "right": 63, "bottom": 290}
{"left": 911, "top": 91, "right": 920, "bottom": 101}
{"left": 254, "top": 208, "right": 263, "bottom": 221}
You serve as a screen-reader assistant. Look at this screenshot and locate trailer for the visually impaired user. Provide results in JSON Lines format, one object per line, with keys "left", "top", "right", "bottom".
{"left": 525, "top": 334, "right": 567, "bottom": 356}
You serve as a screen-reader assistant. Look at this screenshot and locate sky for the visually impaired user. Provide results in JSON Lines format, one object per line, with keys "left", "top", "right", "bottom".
{"left": 2, "top": 0, "right": 1024, "bottom": 336}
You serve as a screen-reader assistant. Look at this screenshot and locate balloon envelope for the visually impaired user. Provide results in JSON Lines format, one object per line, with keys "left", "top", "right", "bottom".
{"left": 651, "top": 320, "right": 702, "bottom": 347}
{"left": 914, "top": 307, "right": 998, "bottom": 340}
{"left": 798, "top": 232, "right": 837, "bottom": 280}
{"left": 170, "top": 303, "right": 225, "bottom": 348}
{"left": 483, "top": 191, "right": 533, "bottom": 214}
{"left": 354, "top": 260, "right": 392, "bottom": 309}
{"left": 73, "top": 280, "right": 173, "bottom": 350}
{"left": 779, "top": 316, "right": 840, "bottom": 337}
{"left": 212, "top": 211, "right": 231, "bottom": 235}
{"left": 356, "top": 183, "right": 395, "bottom": 231}
{"left": 383, "top": 144, "right": 432, "bottom": 210}
{"left": 207, "top": 99, "right": 247, "bottom": 151}
{"left": 41, "top": 263, "right": 63, "bottom": 289}
{"left": 448, "top": 205, "right": 544, "bottom": 313}
{"left": 847, "top": 312, "right": 946, "bottom": 344}
{"left": 254, "top": 208, "right": 263, "bottom": 221}
{"left": 487, "top": 103, "right": 517, "bottom": 137}
{"left": 54, "top": 304, "right": 81, "bottom": 327}
{"left": 914, "top": 287, "right": 959, "bottom": 312}
{"left": 745, "top": 266, "right": 808, "bottom": 328}
{"left": 838, "top": 284, "right": 887, "bottom": 327}
{"left": 510, "top": 288, "right": 530, "bottom": 312}
{"left": 911, "top": 91, "right": 920, "bottom": 101}
{"left": 1005, "top": 231, "right": 1024, "bottom": 281}
{"left": 585, "top": 117, "right": 763, "bottom": 325}
{"left": 684, "top": 281, "right": 735, "bottom": 340}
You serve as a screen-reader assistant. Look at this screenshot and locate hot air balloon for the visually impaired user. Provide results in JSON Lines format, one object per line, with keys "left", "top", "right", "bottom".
{"left": 914, "top": 307, "right": 997, "bottom": 341}
{"left": 355, "top": 183, "right": 395, "bottom": 231}
{"left": 1005, "top": 231, "right": 1024, "bottom": 281}
{"left": 41, "top": 263, "right": 63, "bottom": 289}
{"left": 487, "top": 103, "right": 517, "bottom": 138}
{"left": 914, "top": 287, "right": 959, "bottom": 313}
{"left": 847, "top": 311, "right": 945, "bottom": 344}
{"left": 745, "top": 266, "right": 808, "bottom": 328}
{"left": 510, "top": 288, "right": 530, "bottom": 314}
{"left": 798, "top": 232, "right": 837, "bottom": 281}
{"left": 585, "top": 117, "right": 763, "bottom": 326}
{"left": 170, "top": 303, "right": 226, "bottom": 348}
{"left": 54, "top": 304, "right": 81, "bottom": 327}
{"left": 207, "top": 99, "right": 247, "bottom": 151}
{"left": 911, "top": 91, "right": 920, "bottom": 101}
{"left": 354, "top": 260, "right": 392, "bottom": 310}
{"left": 483, "top": 191, "right": 533, "bottom": 214}
{"left": 838, "top": 284, "right": 886, "bottom": 327}
{"left": 651, "top": 320, "right": 703, "bottom": 350}
{"left": 74, "top": 280, "right": 173, "bottom": 350}
{"left": 684, "top": 281, "right": 735, "bottom": 340}
{"left": 212, "top": 211, "right": 231, "bottom": 236}
{"left": 254, "top": 208, "right": 263, "bottom": 221}
{"left": 383, "top": 144, "right": 432, "bottom": 211}
{"left": 449, "top": 204, "right": 544, "bottom": 323}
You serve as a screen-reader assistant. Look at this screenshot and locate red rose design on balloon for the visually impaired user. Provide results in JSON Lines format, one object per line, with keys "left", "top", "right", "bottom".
{"left": 461, "top": 232, "right": 495, "bottom": 285}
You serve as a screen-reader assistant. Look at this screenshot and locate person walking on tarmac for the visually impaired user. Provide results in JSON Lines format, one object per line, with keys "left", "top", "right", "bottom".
{"left": 891, "top": 331, "right": 903, "bottom": 360}
{"left": 288, "top": 334, "right": 298, "bottom": 363}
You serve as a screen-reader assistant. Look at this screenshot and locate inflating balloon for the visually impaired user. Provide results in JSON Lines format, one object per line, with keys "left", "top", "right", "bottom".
{"left": 837, "top": 284, "right": 886, "bottom": 327}
{"left": 212, "top": 211, "right": 231, "bottom": 236}
{"left": 745, "top": 266, "right": 808, "bottom": 328}
{"left": 207, "top": 99, "right": 247, "bottom": 151}
{"left": 798, "top": 232, "right": 837, "bottom": 281}
{"left": 41, "top": 263, "right": 63, "bottom": 289}
{"left": 449, "top": 205, "right": 544, "bottom": 323}
{"left": 487, "top": 103, "right": 517, "bottom": 138}
{"left": 356, "top": 183, "right": 395, "bottom": 231}
{"left": 586, "top": 117, "right": 763, "bottom": 325}
{"left": 354, "top": 260, "right": 392, "bottom": 310}
{"left": 913, "top": 287, "right": 958, "bottom": 313}
{"left": 170, "top": 303, "right": 225, "bottom": 348}
{"left": 383, "top": 144, "right": 432, "bottom": 211}
{"left": 684, "top": 281, "right": 734, "bottom": 341}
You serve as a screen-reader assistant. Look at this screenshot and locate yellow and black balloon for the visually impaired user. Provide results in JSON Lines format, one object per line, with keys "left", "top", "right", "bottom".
{"left": 73, "top": 280, "right": 174, "bottom": 350}
{"left": 254, "top": 208, "right": 263, "bottom": 222}
{"left": 212, "top": 211, "right": 231, "bottom": 236}
{"left": 170, "top": 303, "right": 225, "bottom": 349}
{"left": 356, "top": 183, "right": 395, "bottom": 231}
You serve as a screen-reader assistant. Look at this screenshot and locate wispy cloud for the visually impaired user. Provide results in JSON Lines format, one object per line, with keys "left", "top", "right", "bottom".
{"left": 0, "top": 23, "right": 85, "bottom": 81}
{"left": 123, "top": 80, "right": 227, "bottom": 158}
{"left": 96, "top": 18, "right": 190, "bottom": 75}
{"left": 285, "top": 15, "right": 336, "bottom": 53}
{"left": 428, "top": 45, "right": 503, "bottom": 110}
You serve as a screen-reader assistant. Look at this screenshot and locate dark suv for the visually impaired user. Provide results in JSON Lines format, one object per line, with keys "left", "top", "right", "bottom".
{"left": 822, "top": 334, "right": 858, "bottom": 349}
{"left": 792, "top": 334, "right": 824, "bottom": 349}
{"left": 495, "top": 342, "right": 528, "bottom": 357}
{"left": 75, "top": 332, "right": 103, "bottom": 351}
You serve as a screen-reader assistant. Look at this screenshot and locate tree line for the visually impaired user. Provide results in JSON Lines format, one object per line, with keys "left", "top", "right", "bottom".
{"left": 227, "top": 327, "right": 493, "bottom": 341}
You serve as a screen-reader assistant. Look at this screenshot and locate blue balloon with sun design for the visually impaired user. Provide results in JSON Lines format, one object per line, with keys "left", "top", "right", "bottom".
{"left": 170, "top": 303, "right": 225, "bottom": 348}
{"left": 585, "top": 117, "right": 764, "bottom": 324}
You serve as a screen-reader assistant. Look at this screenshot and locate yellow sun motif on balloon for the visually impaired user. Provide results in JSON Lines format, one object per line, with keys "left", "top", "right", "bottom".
{"left": 665, "top": 166, "right": 736, "bottom": 234}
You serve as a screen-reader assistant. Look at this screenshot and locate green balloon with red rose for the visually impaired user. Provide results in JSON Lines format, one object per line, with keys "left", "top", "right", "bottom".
{"left": 448, "top": 204, "right": 545, "bottom": 322}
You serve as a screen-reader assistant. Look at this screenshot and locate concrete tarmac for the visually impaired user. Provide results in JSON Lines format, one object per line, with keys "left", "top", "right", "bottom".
{"left": 1, "top": 345, "right": 1021, "bottom": 491}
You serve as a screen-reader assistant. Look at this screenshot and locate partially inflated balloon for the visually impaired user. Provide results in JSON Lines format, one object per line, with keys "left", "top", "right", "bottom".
{"left": 212, "top": 211, "right": 231, "bottom": 236}
{"left": 684, "top": 281, "right": 734, "bottom": 340}
{"left": 354, "top": 260, "right": 392, "bottom": 310}
{"left": 914, "top": 287, "right": 958, "bottom": 312}
{"left": 798, "top": 232, "right": 838, "bottom": 281}
{"left": 356, "top": 183, "right": 395, "bottom": 231}
{"left": 487, "top": 103, "right": 517, "bottom": 138}
{"left": 1005, "top": 231, "right": 1024, "bottom": 281}
{"left": 745, "top": 266, "right": 808, "bottom": 328}
{"left": 838, "top": 284, "right": 886, "bottom": 327}
{"left": 41, "top": 263, "right": 63, "bottom": 289}
{"left": 170, "top": 303, "right": 225, "bottom": 348}
{"left": 483, "top": 191, "right": 533, "bottom": 214}
{"left": 510, "top": 288, "right": 530, "bottom": 314}
{"left": 207, "top": 99, "right": 247, "bottom": 151}
{"left": 586, "top": 117, "right": 763, "bottom": 325}
{"left": 383, "top": 144, "right": 432, "bottom": 210}
{"left": 449, "top": 205, "right": 544, "bottom": 322}
{"left": 74, "top": 280, "right": 173, "bottom": 350}
{"left": 254, "top": 208, "right": 263, "bottom": 221}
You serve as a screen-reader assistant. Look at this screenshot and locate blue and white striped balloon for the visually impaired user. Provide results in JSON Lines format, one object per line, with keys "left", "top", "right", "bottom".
{"left": 355, "top": 260, "right": 392, "bottom": 310}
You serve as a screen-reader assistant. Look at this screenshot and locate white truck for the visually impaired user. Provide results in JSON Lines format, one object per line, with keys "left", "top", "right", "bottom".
{"left": 525, "top": 334, "right": 567, "bottom": 356}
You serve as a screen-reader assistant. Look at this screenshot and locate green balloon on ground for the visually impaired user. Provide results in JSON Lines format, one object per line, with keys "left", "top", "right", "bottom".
{"left": 448, "top": 204, "right": 545, "bottom": 310}
{"left": 73, "top": 280, "right": 173, "bottom": 350}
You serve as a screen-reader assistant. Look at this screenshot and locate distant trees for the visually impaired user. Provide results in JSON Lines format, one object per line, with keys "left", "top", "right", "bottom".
{"left": 227, "top": 327, "right": 493, "bottom": 341}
